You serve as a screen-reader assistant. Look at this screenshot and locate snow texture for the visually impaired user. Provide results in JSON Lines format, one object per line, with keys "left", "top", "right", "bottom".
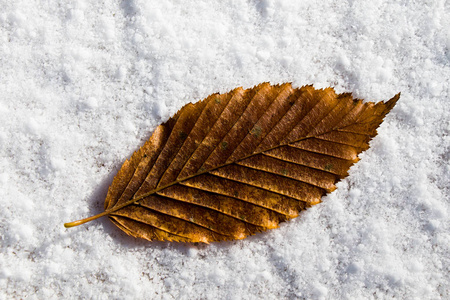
{"left": 1, "top": 0, "right": 449, "bottom": 299}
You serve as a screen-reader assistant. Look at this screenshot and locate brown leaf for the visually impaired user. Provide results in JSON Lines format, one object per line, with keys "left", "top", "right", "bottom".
{"left": 65, "top": 83, "right": 399, "bottom": 243}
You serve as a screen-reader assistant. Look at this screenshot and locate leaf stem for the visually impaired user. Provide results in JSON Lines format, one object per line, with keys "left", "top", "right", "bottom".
{"left": 64, "top": 210, "right": 111, "bottom": 228}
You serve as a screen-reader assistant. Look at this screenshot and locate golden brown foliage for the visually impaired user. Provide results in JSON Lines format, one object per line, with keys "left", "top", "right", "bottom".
{"left": 65, "top": 83, "right": 399, "bottom": 243}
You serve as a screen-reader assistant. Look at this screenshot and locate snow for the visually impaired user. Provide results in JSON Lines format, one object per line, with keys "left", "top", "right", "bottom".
{"left": 1, "top": 0, "right": 449, "bottom": 299}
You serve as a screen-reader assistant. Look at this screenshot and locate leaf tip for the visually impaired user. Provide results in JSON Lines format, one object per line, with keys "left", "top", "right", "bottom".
{"left": 385, "top": 92, "right": 401, "bottom": 110}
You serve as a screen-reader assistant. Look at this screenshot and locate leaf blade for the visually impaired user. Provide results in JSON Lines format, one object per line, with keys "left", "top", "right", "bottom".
{"left": 65, "top": 83, "right": 399, "bottom": 243}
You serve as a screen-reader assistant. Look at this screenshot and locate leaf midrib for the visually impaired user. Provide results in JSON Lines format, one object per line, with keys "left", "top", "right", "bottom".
{"left": 110, "top": 88, "right": 350, "bottom": 215}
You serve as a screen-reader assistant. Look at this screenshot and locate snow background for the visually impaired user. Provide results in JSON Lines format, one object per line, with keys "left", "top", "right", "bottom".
{"left": 1, "top": 0, "right": 449, "bottom": 299}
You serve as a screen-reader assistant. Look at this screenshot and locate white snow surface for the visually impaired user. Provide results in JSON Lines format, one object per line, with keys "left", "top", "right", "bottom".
{"left": 1, "top": 0, "right": 449, "bottom": 299}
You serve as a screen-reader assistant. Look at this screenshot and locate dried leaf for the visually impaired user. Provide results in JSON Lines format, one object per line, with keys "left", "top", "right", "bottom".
{"left": 65, "top": 83, "right": 399, "bottom": 243}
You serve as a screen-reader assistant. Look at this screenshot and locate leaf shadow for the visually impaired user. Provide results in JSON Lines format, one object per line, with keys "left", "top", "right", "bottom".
{"left": 81, "top": 165, "right": 203, "bottom": 253}
{"left": 83, "top": 166, "right": 144, "bottom": 248}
